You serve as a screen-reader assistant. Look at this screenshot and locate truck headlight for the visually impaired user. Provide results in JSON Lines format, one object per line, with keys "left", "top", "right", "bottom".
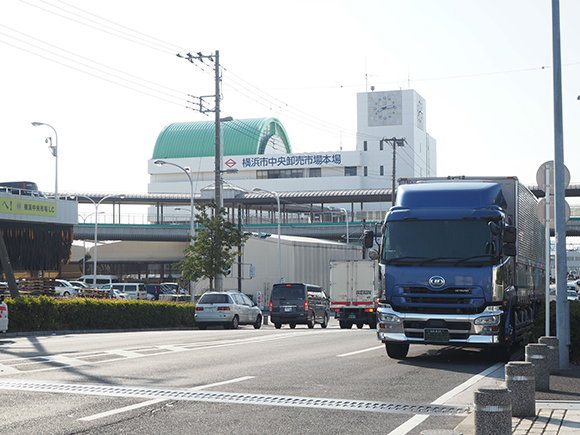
{"left": 474, "top": 315, "right": 500, "bottom": 326}
{"left": 378, "top": 312, "right": 401, "bottom": 323}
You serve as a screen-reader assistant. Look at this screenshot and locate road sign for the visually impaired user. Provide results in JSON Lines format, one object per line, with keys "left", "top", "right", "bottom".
{"left": 537, "top": 197, "right": 570, "bottom": 229}
{"left": 536, "top": 160, "right": 570, "bottom": 191}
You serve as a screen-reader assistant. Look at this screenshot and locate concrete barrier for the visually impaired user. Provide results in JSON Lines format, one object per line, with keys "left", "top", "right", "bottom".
{"left": 538, "top": 336, "right": 559, "bottom": 375}
{"left": 505, "top": 361, "right": 536, "bottom": 417}
{"left": 525, "top": 343, "right": 550, "bottom": 392}
{"left": 474, "top": 386, "right": 512, "bottom": 435}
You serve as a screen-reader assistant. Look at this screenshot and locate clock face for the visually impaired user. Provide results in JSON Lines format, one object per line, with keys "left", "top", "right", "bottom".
{"left": 368, "top": 91, "right": 402, "bottom": 126}
{"left": 416, "top": 98, "right": 425, "bottom": 130}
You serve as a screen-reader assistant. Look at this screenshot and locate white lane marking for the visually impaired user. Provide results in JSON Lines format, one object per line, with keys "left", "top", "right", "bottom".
{"left": 336, "top": 345, "right": 384, "bottom": 357}
{"left": 0, "top": 332, "right": 316, "bottom": 376}
{"left": 386, "top": 362, "right": 504, "bottom": 435}
{"left": 0, "top": 364, "right": 19, "bottom": 375}
{"left": 78, "top": 376, "right": 256, "bottom": 421}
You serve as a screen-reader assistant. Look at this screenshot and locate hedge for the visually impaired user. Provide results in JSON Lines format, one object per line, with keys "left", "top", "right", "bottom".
{"left": 4, "top": 296, "right": 196, "bottom": 332}
{"left": 524, "top": 300, "right": 580, "bottom": 364}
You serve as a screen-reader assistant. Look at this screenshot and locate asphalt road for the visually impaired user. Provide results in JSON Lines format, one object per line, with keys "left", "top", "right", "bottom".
{"left": 0, "top": 319, "right": 507, "bottom": 435}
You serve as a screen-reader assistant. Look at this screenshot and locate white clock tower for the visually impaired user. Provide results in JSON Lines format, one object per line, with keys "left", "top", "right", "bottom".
{"left": 356, "top": 89, "right": 436, "bottom": 191}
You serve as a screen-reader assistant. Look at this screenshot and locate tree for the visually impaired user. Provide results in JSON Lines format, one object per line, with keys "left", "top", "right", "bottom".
{"left": 176, "top": 200, "right": 249, "bottom": 291}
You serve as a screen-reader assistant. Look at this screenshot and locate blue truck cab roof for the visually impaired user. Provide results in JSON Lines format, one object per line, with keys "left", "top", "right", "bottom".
{"left": 388, "top": 182, "right": 507, "bottom": 221}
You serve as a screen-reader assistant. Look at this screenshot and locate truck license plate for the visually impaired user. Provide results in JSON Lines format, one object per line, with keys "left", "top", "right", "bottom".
{"left": 348, "top": 314, "right": 356, "bottom": 319}
{"left": 425, "top": 328, "right": 449, "bottom": 343}
{"left": 284, "top": 307, "right": 292, "bottom": 312}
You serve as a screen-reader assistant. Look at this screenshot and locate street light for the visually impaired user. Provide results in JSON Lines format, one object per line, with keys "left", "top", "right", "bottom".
{"left": 155, "top": 160, "right": 195, "bottom": 299}
{"left": 78, "top": 212, "right": 104, "bottom": 275}
{"left": 154, "top": 160, "right": 195, "bottom": 242}
{"left": 329, "top": 207, "right": 350, "bottom": 244}
{"left": 31, "top": 122, "right": 58, "bottom": 198}
{"left": 253, "top": 187, "right": 281, "bottom": 283}
{"left": 74, "top": 195, "right": 125, "bottom": 285}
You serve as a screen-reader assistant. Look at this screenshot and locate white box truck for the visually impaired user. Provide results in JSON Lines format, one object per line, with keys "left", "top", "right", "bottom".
{"left": 329, "top": 260, "right": 380, "bottom": 329}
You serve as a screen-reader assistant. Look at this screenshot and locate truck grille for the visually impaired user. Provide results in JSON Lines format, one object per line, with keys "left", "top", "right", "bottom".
{"left": 394, "top": 286, "right": 481, "bottom": 315}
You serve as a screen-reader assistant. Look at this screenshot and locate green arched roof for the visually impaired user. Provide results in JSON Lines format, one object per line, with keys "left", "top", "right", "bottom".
{"left": 152, "top": 117, "right": 292, "bottom": 159}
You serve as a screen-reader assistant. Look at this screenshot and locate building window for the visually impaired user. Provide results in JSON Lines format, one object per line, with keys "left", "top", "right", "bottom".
{"left": 380, "top": 166, "right": 384, "bottom": 176}
{"left": 345, "top": 166, "right": 357, "bottom": 177}
{"left": 256, "top": 169, "right": 304, "bottom": 179}
{"left": 364, "top": 141, "right": 368, "bottom": 151}
{"left": 309, "top": 168, "right": 321, "bottom": 177}
{"left": 380, "top": 140, "right": 384, "bottom": 151}
{"left": 364, "top": 166, "right": 368, "bottom": 177}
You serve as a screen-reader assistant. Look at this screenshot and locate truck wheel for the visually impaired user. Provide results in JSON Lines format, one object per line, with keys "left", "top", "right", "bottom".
{"left": 369, "top": 321, "right": 377, "bottom": 329}
{"left": 274, "top": 323, "right": 282, "bottom": 329}
{"left": 289, "top": 323, "right": 296, "bottom": 329}
{"left": 339, "top": 320, "right": 352, "bottom": 329}
{"left": 385, "top": 343, "right": 409, "bottom": 359}
{"left": 321, "top": 313, "right": 329, "bottom": 328}
{"left": 356, "top": 323, "right": 364, "bottom": 329}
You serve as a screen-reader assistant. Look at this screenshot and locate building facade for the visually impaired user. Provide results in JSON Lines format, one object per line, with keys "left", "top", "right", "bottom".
{"left": 148, "top": 89, "right": 436, "bottom": 221}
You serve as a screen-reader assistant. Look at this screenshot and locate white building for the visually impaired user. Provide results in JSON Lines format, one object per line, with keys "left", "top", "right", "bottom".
{"left": 147, "top": 89, "right": 436, "bottom": 220}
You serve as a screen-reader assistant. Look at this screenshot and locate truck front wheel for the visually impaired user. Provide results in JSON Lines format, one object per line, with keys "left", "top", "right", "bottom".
{"left": 385, "top": 343, "right": 409, "bottom": 360}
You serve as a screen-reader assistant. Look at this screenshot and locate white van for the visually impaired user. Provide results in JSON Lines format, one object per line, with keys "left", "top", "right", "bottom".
{"left": 77, "top": 275, "right": 119, "bottom": 287}
{"left": 110, "top": 283, "right": 147, "bottom": 300}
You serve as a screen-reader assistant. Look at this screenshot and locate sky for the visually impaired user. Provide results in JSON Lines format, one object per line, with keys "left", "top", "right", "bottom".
{"left": 2, "top": 0, "right": 580, "bottom": 208}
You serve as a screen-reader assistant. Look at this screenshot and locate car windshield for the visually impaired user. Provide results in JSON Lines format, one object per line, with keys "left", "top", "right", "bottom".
{"left": 381, "top": 220, "right": 497, "bottom": 267}
{"left": 199, "top": 294, "right": 231, "bottom": 304}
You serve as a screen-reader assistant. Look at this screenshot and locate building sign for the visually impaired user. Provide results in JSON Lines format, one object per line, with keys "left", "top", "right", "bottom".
{"left": 0, "top": 197, "right": 57, "bottom": 217}
{"left": 242, "top": 153, "right": 342, "bottom": 168}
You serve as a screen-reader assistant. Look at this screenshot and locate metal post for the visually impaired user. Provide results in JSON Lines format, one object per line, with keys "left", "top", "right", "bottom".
{"left": 545, "top": 164, "right": 551, "bottom": 336}
{"left": 551, "top": 0, "right": 569, "bottom": 370}
{"left": 341, "top": 208, "right": 349, "bottom": 244}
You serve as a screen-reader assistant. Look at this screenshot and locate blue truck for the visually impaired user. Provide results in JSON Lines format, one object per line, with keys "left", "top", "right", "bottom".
{"left": 368, "top": 176, "right": 545, "bottom": 360}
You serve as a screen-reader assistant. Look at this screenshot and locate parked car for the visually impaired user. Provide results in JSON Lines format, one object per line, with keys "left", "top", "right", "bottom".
{"left": 568, "top": 289, "right": 579, "bottom": 301}
{"left": 145, "top": 284, "right": 169, "bottom": 301}
{"left": 69, "top": 281, "right": 90, "bottom": 289}
{"left": 161, "top": 282, "right": 187, "bottom": 294}
{"left": 54, "top": 279, "right": 78, "bottom": 297}
{"left": 195, "top": 291, "right": 262, "bottom": 330}
{"left": 270, "top": 283, "right": 330, "bottom": 329}
{"left": 76, "top": 275, "right": 119, "bottom": 287}
{"left": 110, "top": 283, "right": 147, "bottom": 300}
{"left": 111, "top": 289, "right": 129, "bottom": 299}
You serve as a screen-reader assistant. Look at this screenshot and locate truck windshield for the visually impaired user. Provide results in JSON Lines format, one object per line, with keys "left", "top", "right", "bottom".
{"left": 381, "top": 220, "right": 497, "bottom": 266}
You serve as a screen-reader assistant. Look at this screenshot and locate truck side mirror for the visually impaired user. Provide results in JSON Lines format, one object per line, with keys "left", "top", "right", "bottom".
{"left": 503, "top": 225, "right": 517, "bottom": 244}
{"left": 363, "top": 230, "right": 374, "bottom": 249}
{"left": 503, "top": 243, "right": 516, "bottom": 257}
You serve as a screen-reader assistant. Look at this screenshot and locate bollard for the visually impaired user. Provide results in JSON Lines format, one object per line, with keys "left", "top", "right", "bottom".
{"left": 505, "top": 361, "right": 536, "bottom": 417}
{"left": 525, "top": 343, "right": 550, "bottom": 392}
{"left": 538, "top": 336, "right": 559, "bottom": 375}
{"left": 474, "top": 386, "right": 512, "bottom": 435}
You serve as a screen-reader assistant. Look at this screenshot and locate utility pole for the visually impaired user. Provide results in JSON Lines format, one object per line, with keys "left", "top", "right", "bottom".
{"left": 383, "top": 137, "right": 407, "bottom": 205}
{"left": 177, "top": 50, "right": 225, "bottom": 291}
